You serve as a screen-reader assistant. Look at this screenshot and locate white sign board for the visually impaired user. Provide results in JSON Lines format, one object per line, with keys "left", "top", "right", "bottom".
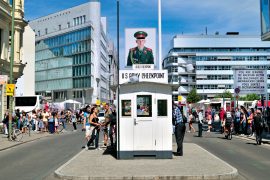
{"left": 234, "top": 69, "right": 267, "bottom": 94}
{"left": 119, "top": 70, "right": 168, "bottom": 84}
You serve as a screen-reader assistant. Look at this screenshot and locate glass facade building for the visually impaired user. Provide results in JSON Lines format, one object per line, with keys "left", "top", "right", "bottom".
{"left": 261, "top": 0, "right": 270, "bottom": 40}
{"left": 30, "top": 1, "right": 111, "bottom": 103}
{"left": 163, "top": 35, "right": 270, "bottom": 102}
{"left": 35, "top": 28, "right": 92, "bottom": 92}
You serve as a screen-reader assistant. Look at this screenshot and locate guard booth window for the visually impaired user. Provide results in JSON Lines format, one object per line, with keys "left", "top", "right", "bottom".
{"left": 122, "top": 100, "right": 131, "bottom": 117}
{"left": 158, "top": 100, "right": 167, "bottom": 116}
{"left": 137, "top": 95, "right": 152, "bottom": 117}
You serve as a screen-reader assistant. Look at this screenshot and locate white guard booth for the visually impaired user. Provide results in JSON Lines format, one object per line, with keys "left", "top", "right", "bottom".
{"left": 118, "top": 70, "right": 172, "bottom": 159}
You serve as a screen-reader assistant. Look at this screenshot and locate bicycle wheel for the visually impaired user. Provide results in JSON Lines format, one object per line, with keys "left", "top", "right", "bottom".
{"left": 229, "top": 131, "right": 232, "bottom": 140}
{"left": 14, "top": 129, "right": 23, "bottom": 142}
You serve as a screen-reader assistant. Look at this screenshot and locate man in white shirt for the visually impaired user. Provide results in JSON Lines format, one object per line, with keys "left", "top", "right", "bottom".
{"left": 198, "top": 110, "right": 203, "bottom": 137}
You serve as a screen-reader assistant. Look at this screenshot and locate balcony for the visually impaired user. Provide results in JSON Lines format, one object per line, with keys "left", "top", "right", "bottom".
{"left": 0, "top": 58, "right": 25, "bottom": 80}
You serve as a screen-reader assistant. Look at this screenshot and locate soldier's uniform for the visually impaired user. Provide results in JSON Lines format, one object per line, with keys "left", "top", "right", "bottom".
{"left": 127, "top": 31, "right": 154, "bottom": 66}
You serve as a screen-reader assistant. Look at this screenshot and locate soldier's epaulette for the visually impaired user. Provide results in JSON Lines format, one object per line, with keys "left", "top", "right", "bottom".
{"left": 146, "top": 48, "right": 152, "bottom": 51}
{"left": 130, "top": 48, "right": 136, "bottom": 51}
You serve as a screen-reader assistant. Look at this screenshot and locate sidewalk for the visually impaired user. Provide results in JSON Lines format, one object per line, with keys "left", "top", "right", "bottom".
{"left": 0, "top": 131, "right": 60, "bottom": 151}
{"left": 53, "top": 143, "right": 238, "bottom": 180}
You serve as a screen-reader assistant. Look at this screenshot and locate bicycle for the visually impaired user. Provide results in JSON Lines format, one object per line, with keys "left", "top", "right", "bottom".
{"left": 10, "top": 123, "right": 23, "bottom": 141}
{"left": 224, "top": 123, "right": 233, "bottom": 140}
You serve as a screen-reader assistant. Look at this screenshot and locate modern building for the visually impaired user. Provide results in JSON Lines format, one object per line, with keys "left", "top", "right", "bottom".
{"left": 0, "top": 0, "right": 27, "bottom": 120}
{"left": 107, "top": 40, "right": 118, "bottom": 104}
{"left": 16, "top": 25, "right": 35, "bottom": 96}
{"left": 261, "top": 0, "right": 270, "bottom": 40}
{"left": 29, "top": 0, "right": 113, "bottom": 104}
{"left": 163, "top": 34, "right": 270, "bottom": 103}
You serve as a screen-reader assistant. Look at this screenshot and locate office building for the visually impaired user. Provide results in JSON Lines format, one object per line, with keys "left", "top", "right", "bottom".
{"left": 163, "top": 34, "right": 270, "bottom": 103}
{"left": 29, "top": 0, "right": 113, "bottom": 104}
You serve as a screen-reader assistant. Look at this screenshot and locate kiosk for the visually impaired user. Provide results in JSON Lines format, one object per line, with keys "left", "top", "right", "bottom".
{"left": 118, "top": 70, "right": 172, "bottom": 159}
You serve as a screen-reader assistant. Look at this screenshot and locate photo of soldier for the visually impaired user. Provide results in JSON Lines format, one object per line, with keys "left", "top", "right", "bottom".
{"left": 127, "top": 31, "right": 154, "bottom": 66}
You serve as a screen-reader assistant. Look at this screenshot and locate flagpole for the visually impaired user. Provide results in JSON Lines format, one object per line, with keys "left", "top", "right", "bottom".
{"left": 158, "top": 0, "right": 162, "bottom": 70}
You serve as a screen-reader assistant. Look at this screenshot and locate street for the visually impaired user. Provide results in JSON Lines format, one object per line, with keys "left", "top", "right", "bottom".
{"left": 0, "top": 124, "right": 269, "bottom": 180}
{"left": 184, "top": 124, "right": 270, "bottom": 180}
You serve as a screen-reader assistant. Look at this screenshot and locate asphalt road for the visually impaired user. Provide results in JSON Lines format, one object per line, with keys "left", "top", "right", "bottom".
{"left": 0, "top": 125, "right": 85, "bottom": 180}
{"left": 0, "top": 123, "right": 269, "bottom": 180}
{"left": 183, "top": 123, "right": 270, "bottom": 180}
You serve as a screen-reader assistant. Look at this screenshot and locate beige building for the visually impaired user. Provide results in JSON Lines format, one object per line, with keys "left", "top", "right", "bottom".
{"left": 0, "top": 0, "right": 27, "bottom": 119}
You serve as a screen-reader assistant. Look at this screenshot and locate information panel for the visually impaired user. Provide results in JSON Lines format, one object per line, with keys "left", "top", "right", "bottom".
{"left": 234, "top": 69, "right": 267, "bottom": 94}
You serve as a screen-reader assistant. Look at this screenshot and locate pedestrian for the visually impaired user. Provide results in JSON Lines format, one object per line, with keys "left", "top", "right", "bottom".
{"left": 72, "top": 111, "right": 77, "bottom": 131}
{"left": 173, "top": 103, "right": 186, "bottom": 156}
{"left": 198, "top": 109, "right": 203, "bottom": 137}
{"left": 86, "top": 106, "right": 101, "bottom": 150}
{"left": 83, "top": 105, "right": 91, "bottom": 144}
{"left": 42, "top": 109, "right": 49, "bottom": 132}
{"left": 247, "top": 108, "right": 255, "bottom": 136}
{"left": 207, "top": 113, "right": 212, "bottom": 132}
{"left": 234, "top": 108, "right": 241, "bottom": 135}
{"left": 103, "top": 103, "right": 112, "bottom": 147}
{"left": 109, "top": 106, "right": 117, "bottom": 147}
{"left": 265, "top": 107, "right": 270, "bottom": 134}
{"left": 188, "top": 112, "right": 196, "bottom": 133}
{"left": 254, "top": 110, "right": 264, "bottom": 145}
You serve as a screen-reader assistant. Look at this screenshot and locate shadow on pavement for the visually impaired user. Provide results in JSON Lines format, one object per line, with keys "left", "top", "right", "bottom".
{"left": 103, "top": 146, "right": 117, "bottom": 159}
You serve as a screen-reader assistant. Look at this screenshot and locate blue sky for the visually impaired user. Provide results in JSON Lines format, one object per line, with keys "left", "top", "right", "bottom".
{"left": 25, "top": 0, "right": 261, "bottom": 66}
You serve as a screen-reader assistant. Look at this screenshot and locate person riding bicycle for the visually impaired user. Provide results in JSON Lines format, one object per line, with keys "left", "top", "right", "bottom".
{"left": 224, "top": 111, "right": 233, "bottom": 137}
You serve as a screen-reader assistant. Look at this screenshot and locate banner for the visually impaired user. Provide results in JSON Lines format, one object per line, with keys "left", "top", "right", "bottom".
{"left": 234, "top": 69, "right": 267, "bottom": 95}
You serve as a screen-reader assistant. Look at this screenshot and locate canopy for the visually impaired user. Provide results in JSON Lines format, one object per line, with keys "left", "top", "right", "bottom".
{"left": 63, "top": 99, "right": 81, "bottom": 104}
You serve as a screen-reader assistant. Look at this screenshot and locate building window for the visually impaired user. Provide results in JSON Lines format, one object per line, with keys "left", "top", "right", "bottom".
{"left": 45, "top": 28, "right": 48, "bottom": 34}
{"left": 67, "top": 22, "right": 70, "bottom": 28}
{"left": 38, "top": 30, "right": 40, "bottom": 36}
{"left": 59, "top": 25, "right": 61, "bottom": 30}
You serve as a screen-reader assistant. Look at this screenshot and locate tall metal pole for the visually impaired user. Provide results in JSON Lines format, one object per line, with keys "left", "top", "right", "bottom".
{"left": 158, "top": 0, "right": 162, "bottom": 70}
{"left": 116, "top": 0, "right": 120, "bottom": 159}
{"left": 9, "top": 0, "right": 15, "bottom": 140}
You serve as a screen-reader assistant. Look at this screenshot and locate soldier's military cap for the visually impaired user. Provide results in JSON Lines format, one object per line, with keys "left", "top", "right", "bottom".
{"left": 134, "top": 31, "right": 148, "bottom": 39}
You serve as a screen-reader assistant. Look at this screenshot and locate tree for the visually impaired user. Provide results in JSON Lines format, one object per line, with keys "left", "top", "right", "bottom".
{"left": 187, "top": 88, "right": 201, "bottom": 103}
{"left": 245, "top": 93, "right": 260, "bottom": 101}
{"left": 215, "top": 90, "right": 233, "bottom": 99}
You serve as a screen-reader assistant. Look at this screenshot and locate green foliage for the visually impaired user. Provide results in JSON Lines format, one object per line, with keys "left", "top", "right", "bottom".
{"left": 215, "top": 90, "right": 233, "bottom": 99}
{"left": 238, "top": 93, "right": 260, "bottom": 101}
{"left": 187, "top": 88, "right": 201, "bottom": 103}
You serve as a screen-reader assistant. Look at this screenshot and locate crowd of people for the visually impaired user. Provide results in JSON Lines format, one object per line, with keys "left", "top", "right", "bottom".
{"left": 1, "top": 103, "right": 117, "bottom": 150}
{"left": 185, "top": 106, "right": 270, "bottom": 141}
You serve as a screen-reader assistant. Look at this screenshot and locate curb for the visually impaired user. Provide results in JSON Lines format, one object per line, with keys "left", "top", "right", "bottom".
{"left": 233, "top": 134, "right": 270, "bottom": 146}
{"left": 54, "top": 149, "right": 86, "bottom": 180}
{"left": 54, "top": 144, "right": 239, "bottom": 180}
{"left": 0, "top": 133, "right": 52, "bottom": 152}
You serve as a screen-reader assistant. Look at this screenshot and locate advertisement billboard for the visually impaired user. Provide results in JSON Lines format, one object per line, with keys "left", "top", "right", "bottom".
{"left": 234, "top": 69, "right": 267, "bottom": 95}
{"left": 125, "top": 28, "right": 156, "bottom": 68}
